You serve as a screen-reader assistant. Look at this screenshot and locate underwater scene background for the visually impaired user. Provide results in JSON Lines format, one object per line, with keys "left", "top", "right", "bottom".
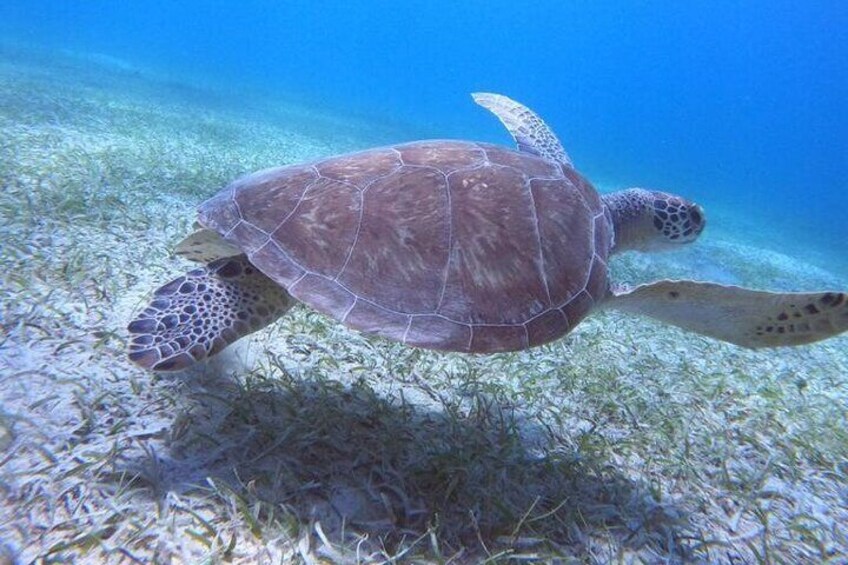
{"left": 4, "top": 0, "right": 846, "bottom": 276}
{"left": 0, "top": 1, "right": 846, "bottom": 563}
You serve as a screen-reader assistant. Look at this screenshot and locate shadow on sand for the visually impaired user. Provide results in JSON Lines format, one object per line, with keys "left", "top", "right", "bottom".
{"left": 123, "top": 367, "right": 692, "bottom": 561}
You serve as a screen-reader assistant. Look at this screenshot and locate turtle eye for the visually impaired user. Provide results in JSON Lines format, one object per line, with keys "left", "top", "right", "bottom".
{"left": 688, "top": 204, "right": 706, "bottom": 236}
{"left": 689, "top": 205, "right": 703, "bottom": 227}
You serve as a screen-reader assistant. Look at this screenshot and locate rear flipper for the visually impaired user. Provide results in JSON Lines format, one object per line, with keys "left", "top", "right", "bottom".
{"left": 127, "top": 255, "right": 292, "bottom": 371}
{"left": 608, "top": 280, "right": 848, "bottom": 348}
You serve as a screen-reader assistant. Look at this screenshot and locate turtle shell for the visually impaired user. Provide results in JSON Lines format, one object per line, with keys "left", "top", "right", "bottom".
{"left": 197, "top": 140, "right": 611, "bottom": 353}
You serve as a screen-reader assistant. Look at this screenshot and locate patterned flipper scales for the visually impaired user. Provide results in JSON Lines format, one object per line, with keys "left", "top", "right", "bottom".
{"left": 127, "top": 256, "right": 292, "bottom": 371}
{"left": 472, "top": 92, "right": 573, "bottom": 168}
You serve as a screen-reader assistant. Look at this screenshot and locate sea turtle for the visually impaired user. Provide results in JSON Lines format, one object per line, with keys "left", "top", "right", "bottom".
{"left": 127, "top": 93, "right": 848, "bottom": 371}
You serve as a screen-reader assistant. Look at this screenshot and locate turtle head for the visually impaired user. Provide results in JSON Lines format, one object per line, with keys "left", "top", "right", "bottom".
{"left": 602, "top": 188, "right": 706, "bottom": 254}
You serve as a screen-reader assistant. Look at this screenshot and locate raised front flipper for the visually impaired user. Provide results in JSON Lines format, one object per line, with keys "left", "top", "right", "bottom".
{"left": 472, "top": 92, "right": 573, "bottom": 167}
{"left": 127, "top": 256, "right": 292, "bottom": 371}
{"left": 608, "top": 280, "right": 848, "bottom": 348}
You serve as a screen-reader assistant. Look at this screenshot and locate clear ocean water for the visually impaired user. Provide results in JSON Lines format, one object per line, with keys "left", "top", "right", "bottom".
{"left": 2, "top": 1, "right": 845, "bottom": 277}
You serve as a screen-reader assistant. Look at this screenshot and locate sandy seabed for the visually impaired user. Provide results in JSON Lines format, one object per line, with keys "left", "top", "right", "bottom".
{"left": 1, "top": 45, "right": 847, "bottom": 564}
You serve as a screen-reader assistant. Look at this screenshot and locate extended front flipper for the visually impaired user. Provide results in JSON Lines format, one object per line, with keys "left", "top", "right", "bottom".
{"left": 607, "top": 280, "right": 848, "bottom": 348}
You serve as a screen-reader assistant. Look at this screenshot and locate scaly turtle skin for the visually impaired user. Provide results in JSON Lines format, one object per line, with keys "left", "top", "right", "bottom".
{"left": 127, "top": 93, "right": 848, "bottom": 371}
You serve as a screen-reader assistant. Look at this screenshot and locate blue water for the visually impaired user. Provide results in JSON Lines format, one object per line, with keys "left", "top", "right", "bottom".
{"left": 2, "top": 1, "right": 846, "bottom": 274}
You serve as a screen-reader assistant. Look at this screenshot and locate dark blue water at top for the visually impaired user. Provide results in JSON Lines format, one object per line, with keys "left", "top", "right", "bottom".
{"left": 2, "top": 1, "right": 846, "bottom": 274}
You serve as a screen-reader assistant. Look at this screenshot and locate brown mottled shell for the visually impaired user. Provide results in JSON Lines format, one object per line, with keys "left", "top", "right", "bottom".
{"left": 198, "top": 140, "right": 611, "bottom": 353}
